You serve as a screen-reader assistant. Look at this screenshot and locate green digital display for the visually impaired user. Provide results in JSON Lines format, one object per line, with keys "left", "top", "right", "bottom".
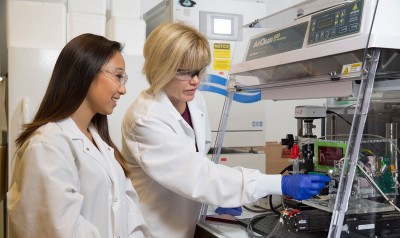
{"left": 314, "top": 140, "right": 347, "bottom": 172}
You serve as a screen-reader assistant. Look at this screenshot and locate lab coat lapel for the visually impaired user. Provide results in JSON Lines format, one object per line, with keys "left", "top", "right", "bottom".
{"left": 58, "top": 118, "right": 113, "bottom": 179}
{"left": 159, "top": 91, "right": 200, "bottom": 149}
{"left": 187, "top": 101, "right": 206, "bottom": 154}
{"left": 89, "top": 126, "right": 117, "bottom": 184}
{"left": 90, "top": 127, "right": 116, "bottom": 167}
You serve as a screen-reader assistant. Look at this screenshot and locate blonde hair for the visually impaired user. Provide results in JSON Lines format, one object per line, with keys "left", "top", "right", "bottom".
{"left": 143, "top": 22, "right": 211, "bottom": 94}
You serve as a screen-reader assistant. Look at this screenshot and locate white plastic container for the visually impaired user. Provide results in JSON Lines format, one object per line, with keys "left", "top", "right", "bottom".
{"left": 110, "top": 0, "right": 140, "bottom": 18}
{"left": 7, "top": 1, "right": 67, "bottom": 49}
{"left": 68, "top": 0, "right": 106, "bottom": 15}
{"left": 106, "top": 17, "right": 146, "bottom": 56}
{"left": 67, "top": 12, "right": 106, "bottom": 41}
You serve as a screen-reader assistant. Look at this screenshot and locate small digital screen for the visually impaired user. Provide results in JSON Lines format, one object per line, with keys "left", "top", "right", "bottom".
{"left": 318, "top": 146, "right": 343, "bottom": 166}
{"left": 200, "top": 11, "right": 242, "bottom": 40}
{"left": 213, "top": 18, "right": 232, "bottom": 35}
{"left": 318, "top": 18, "right": 333, "bottom": 28}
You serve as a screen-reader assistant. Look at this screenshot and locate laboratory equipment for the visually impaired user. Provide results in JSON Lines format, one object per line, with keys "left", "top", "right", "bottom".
{"left": 283, "top": 105, "right": 327, "bottom": 174}
{"left": 200, "top": 0, "right": 400, "bottom": 237}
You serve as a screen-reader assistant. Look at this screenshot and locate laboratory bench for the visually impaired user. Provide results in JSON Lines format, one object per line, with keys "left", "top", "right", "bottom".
{"left": 195, "top": 207, "right": 264, "bottom": 238}
{"left": 195, "top": 198, "right": 400, "bottom": 238}
{"left": 194, "top": 204, "right": 329, "bottom": 238}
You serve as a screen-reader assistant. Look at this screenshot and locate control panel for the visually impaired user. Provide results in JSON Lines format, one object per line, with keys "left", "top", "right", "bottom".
{"left": 308, "top": 0, "right": 364, "bottom": 45}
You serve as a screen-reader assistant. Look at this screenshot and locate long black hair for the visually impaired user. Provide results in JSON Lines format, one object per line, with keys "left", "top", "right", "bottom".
{"left": 16, "top": 33, "right": 130, "bottom": 175}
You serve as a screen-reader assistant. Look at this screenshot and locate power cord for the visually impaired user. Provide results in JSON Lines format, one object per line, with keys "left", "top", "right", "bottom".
{"left": 326, "top": 110, "right": 352, "bottom": 126}
{"left": 246, "top": 213, "right": 283, "bottom": 238}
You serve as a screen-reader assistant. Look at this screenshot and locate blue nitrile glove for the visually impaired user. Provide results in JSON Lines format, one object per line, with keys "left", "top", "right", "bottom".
{"left": 215, "top": 206, "right": 243, "bottom": 216}
{"left": 281, "top": 174, "right": 330, "bottom": 200}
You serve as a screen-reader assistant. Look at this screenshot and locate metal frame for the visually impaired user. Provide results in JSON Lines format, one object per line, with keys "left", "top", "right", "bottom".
{"left": 328, "top": 48, "right": 381, "bottom": 237}
{"left": 199, "top": 88, "right": 235, "bottom": 221}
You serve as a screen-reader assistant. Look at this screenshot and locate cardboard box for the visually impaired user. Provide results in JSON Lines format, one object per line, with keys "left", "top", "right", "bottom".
{"left": 265, "top": 142, "right": 292, "bottom": 174}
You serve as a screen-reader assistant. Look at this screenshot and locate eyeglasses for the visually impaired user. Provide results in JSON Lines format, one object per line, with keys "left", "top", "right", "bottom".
{"left": 101, "top": 68, "right": 128, "bottom": 85}
{"left": 175, "top": 67, "right": 206, "bottom": 81}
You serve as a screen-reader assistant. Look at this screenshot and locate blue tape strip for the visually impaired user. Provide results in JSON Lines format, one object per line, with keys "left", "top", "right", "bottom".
{"left": 199, "top": 74, "right": 261, "bottom": 103}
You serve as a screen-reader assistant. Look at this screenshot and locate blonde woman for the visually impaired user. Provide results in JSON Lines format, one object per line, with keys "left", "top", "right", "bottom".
{"left": 121, "top": 22, "right": 330, "bottom": 238}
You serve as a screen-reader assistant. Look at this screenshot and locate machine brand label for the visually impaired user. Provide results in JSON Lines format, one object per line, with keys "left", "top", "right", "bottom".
{"left": 246, "top": 22, "right": 308, "bottom": 61}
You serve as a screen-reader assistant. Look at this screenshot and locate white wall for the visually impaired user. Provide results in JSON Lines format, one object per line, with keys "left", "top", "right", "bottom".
{"left": 265, "top": 99, "right": 326, "bottom": 142}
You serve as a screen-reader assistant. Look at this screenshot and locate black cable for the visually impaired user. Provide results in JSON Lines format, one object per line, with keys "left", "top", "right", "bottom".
{"left": 326, "top": 110, "right": 352, "bottom": 126}
{"left": 269, "top": 195, "right": 281, "bottom": 215}
{"left": 269, "top": 164, "right": 294, "bottom": 215}
{"left": 246, "top": 212, "right": 281, "bottom": 238}
{"left": 243, "top": 204, "right": 269, "bottom": 213}
{"left": 279, "top": 164, "right": 293, "bottom": 175}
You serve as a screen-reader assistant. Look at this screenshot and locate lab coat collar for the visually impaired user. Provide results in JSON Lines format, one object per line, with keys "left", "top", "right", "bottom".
{"left": 158, "top": 90, "right": 207, "bottom": 154}
{"left": 57, "top": 117, "right": 115, "bottom": 180}
{"left": 158, "top": 90, "right": 183, "bottom": 121}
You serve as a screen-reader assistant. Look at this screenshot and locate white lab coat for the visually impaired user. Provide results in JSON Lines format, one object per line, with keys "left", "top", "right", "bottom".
{"left": 8, "top": 117, "right": 151, "bottom": 238}
{"left": 122, "top": 90, "right": 283, "bottom": 238}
